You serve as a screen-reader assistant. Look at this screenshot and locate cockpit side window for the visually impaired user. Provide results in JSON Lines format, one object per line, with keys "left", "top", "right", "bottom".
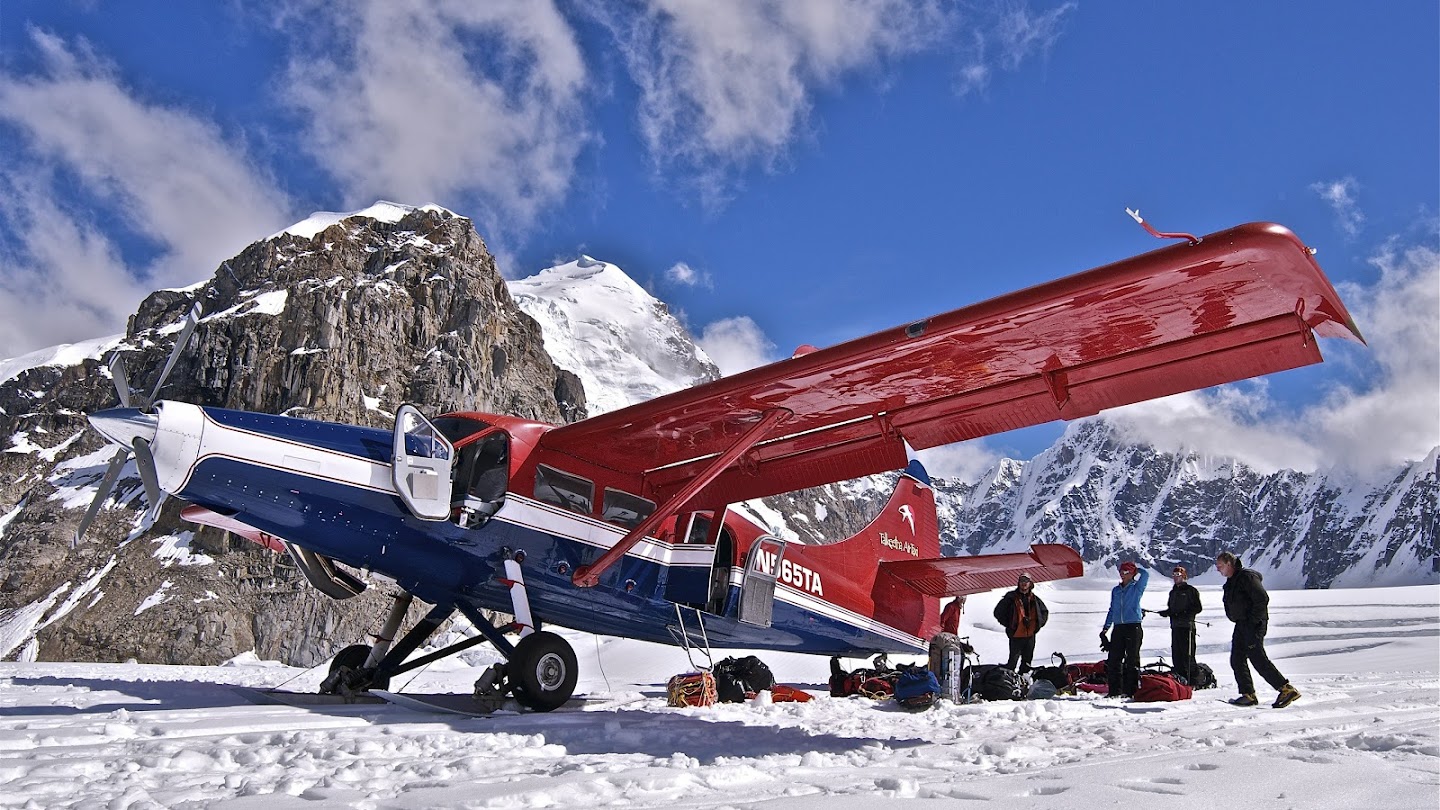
{"left": 534, "top": 465, "right": 594, "bottom": 515}
{"left": 433, "top": 416, "right": 493, "bottom": 445}
{"left": 602, "top": 489, "right": 656, "bottom": 530}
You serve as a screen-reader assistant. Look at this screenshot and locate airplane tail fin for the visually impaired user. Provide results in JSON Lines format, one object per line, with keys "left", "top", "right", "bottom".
{"left": 857, "top": 459, "right": 942, "bottom": 563}
{"left": 787, "top": 460, "right": 1085, "bottom": 646}
{"left": 788, "top": 460, "right": 943, "bottom": 642}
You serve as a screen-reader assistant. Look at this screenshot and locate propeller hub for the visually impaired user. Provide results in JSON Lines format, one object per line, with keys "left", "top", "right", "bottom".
{"left": 88, "top": 408, "right": 159, "bottom": 448}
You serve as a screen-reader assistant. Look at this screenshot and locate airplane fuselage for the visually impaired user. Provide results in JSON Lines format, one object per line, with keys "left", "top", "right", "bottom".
{"left": 149, "top": 401, "right": 929, "bottom": 657}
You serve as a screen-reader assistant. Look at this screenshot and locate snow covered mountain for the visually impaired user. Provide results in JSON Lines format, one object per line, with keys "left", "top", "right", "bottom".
{"left": 507, "top": 256, "right": 719, "bottom": 416}
{"left": 927, "top": 420, "right": 1437, "bottom": 588}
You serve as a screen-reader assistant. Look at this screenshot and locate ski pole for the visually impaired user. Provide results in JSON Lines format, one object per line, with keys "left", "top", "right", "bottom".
{"left": 1143, "top": 608, "right": 1210, "bottom": 627}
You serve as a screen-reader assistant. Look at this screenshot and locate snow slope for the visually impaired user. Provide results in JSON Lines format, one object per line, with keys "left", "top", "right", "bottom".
{"left": 1, "top": 581, "right": 1434, "bottom": 808}
{"left": 507, "top": 256, "right": 718, "bottom": 417}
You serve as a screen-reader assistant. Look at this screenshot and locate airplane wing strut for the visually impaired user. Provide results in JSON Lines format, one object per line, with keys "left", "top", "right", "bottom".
{"left": 571, "top": 407, "right": 791, "bottom": 587}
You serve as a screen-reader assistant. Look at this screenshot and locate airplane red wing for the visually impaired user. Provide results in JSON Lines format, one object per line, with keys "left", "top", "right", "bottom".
{"left": 877, "top": 544, "right": 1085, "bottom": 598}
{"left": 539, "top": 222, "right": 1362, "bottom": 510}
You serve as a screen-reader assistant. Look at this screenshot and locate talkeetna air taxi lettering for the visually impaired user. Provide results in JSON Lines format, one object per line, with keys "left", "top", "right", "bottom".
{"left": 880, "top": 532, "right": 920, "bottom": 557}
{"left": 78, "top": 220, "right": 1363, "bottom": 711}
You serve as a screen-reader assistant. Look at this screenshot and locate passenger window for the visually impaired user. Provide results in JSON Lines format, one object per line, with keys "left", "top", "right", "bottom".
{"left": 602, "top": 489, "right": 656, "bottom": 530}
{"left": 687, "top": 515, "right": 712, "bottom": 544}
{"left": 534, "top": 465, "right": 594, "bottom": 515}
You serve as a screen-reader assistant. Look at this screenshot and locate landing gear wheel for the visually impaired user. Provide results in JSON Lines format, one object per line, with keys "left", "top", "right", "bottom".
{"left": 508, "top": 631, "right": 577, "bottom": 712}
{"left": 329, "top": 644, "right": 370, "bottom": 675}
{"left": 321, "top": 643, "right": 390, "bottom": 693}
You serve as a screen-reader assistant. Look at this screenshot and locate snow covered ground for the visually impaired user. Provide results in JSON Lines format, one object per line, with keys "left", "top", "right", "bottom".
{"left": 1, "top": 579, "right": 1435, "bottom": 809}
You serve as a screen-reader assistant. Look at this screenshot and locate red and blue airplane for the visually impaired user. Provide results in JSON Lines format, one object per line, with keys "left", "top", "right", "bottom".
{"left": 76, "top": 221, "right": 1362, "bottom": 710}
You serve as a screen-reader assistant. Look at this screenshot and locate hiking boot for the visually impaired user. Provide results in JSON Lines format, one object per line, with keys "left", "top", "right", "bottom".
{"left": 1228, "top": 693, "right": 1258, "bottom": 706}
{"left": 1272, "top": 684, "right": 1301, "bottom": 709}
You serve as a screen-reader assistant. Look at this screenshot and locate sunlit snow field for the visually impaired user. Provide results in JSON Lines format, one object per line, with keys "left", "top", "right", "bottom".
{"left": 1, "top": 579, "right": 1435, "bottom": 809}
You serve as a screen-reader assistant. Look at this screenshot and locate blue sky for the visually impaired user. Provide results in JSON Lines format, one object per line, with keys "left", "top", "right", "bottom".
{"left": 0, "top": 1, "right": 1435, "bottom": 477}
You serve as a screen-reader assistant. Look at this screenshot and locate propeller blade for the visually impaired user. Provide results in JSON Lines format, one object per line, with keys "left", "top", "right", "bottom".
{"left": 73, "top": 448, "right": 130, "bottom": 547}
{"left": 146, "top": 302, "right": 202, "bottom": 406}
{"left": 131, "top": 437, "right": 162, "bottom": 509}
{"left": 141, "top": 493, "right": 168, "bottom": 533}
{"left": 108, "top": 355, "right": 134, "bottom": 409}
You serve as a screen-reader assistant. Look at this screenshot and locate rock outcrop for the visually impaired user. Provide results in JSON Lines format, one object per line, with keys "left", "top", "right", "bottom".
{"left": 0, "top": 205, "right": 582, "bottom": 665}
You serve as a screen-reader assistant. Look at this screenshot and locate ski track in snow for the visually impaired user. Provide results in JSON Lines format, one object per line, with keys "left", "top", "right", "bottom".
{"left": 0, "top": 584, "right": 1434, "bottom": 809}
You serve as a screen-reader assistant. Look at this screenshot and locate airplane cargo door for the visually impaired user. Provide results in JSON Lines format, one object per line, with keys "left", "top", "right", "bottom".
{"left": 737, "top": 536, "right": 786, "bottom": 627}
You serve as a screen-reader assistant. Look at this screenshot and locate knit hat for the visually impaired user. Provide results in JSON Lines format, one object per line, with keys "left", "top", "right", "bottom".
{"left": 1118, "top": 561, "right": 1138, "bottom": 575}
{"left": 1017, "top": 573, "right": 1034, "bottom": 585}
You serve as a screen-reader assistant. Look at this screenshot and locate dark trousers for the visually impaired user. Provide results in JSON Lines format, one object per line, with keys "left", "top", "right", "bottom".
{"left": 1230, "top": 629, "right": 1288, "bottom": 694}
{"left": 1107, "top": 623, "right": 1143, "bottom": 696}
{"left": 1170, "top": 624, "right": 1197, "bottom": 681}
{"left": 1005, "top": 636, "right": 1036, "bottom": 671}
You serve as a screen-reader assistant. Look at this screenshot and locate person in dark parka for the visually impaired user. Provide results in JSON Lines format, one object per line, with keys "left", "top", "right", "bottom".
{"left": 993, "top": 574, "right": 1048, "bottom": 672}
{"left": 1217, "top": 551, "right": 1300, "bottom": 708}
{"left": 1157, "top": 564, "right": 1203, "bottom": 682}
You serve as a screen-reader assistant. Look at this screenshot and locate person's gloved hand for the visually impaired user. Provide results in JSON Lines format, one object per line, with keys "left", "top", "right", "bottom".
{"left": 1099, "top": 631, "right": 1111, "bottom": 652}
{"left": 1157, "top": 609, "right": 1171, "bottom": 618}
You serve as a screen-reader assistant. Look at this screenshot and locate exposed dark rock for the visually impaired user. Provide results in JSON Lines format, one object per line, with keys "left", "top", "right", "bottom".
{"left": 0, "top": 207, "right": 582, "bottom": 665}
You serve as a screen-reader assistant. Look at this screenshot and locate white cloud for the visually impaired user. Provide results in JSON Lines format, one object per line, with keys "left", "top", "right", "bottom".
{"left": 1107, "top": 385, "right": 1323, "bottom": 475}
{"left": 665, "top": 261, "right": 712, "bottom": 288}
{"left": 590, "top": 0, "right": 954, "bottom": 204}
{"left": 1311, "top": 176, "right": 1365, "bottom": 238}
{"left": 278, "top": 0, "right": 589, "bottom": 244}
{"left": 1311, "top": 240, "right": 1439, "bottom": 469}
{"left": 953, "top": 1, "right": 1075, "bottom": 98}
{"left": 1106, "top": 237, "right": 1440, "bottom": 475}
{"left": 698, "top": 316, "right": 776, "bottom": 376}
{"left": 0, "top": 30, "right": 291, "bottom": 358}
{"left": 916, "top": 442, "right": 1002, "bottom": 484}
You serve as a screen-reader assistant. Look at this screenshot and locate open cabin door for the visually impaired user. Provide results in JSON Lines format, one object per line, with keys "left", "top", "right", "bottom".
{"left": 662, "top": 510, "right": 733, "bottom": 614}
{"left": 737, "top": 536, "right": 786, "bottom": 627}
{"left": 391, "top": 404, "right": 455, "bottom": 520}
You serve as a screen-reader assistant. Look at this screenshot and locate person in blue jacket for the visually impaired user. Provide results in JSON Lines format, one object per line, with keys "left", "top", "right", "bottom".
{"left": 1100, "top": 560, "right": 1149, "bottom": 697}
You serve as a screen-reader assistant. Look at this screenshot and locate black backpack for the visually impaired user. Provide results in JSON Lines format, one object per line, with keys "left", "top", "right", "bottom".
{"left": 973, "top": 664, "right": 1027, "bottom": 701}
{"left": 1189, "top": 662, "right": 1217, "bottom": 689}
{"left": 1029, "top": 652, "right": 1071, "bottom": 694}
{"left": 713, "top": 655, "right": 776, "bottom": 703}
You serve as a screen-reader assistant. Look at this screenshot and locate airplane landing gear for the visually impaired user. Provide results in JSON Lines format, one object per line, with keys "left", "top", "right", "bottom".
{"left": 509, "top": 631, "right": 577, "bottom": 711}
{"left": 318, "top": 554, "right": 578, "bottom": 712}
{"left": 470, "top": 630, "right": 578, "bottom": 712}
{"left": 320, "top": 643, "right": 391, "bottom": 695}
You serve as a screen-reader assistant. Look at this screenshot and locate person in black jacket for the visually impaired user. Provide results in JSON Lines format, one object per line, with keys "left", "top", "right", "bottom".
{"left": 1217, "top": 551, "right": 1300, "bottom": 708}
{"left": 993, "top": 573, "right": 1048, "bottom": 672}
{"left": 1157, "top": 564, "right": 1202, "bottom": 683}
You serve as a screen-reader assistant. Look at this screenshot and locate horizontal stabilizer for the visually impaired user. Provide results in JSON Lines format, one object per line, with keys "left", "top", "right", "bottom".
{"left": 877, "top": 543, "right": 1083, "bottom": 598}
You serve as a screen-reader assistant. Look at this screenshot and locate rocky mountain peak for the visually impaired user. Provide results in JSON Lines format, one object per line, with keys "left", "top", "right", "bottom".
{"left": 0, "top": 203, "right": 584, "bottom": 665}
